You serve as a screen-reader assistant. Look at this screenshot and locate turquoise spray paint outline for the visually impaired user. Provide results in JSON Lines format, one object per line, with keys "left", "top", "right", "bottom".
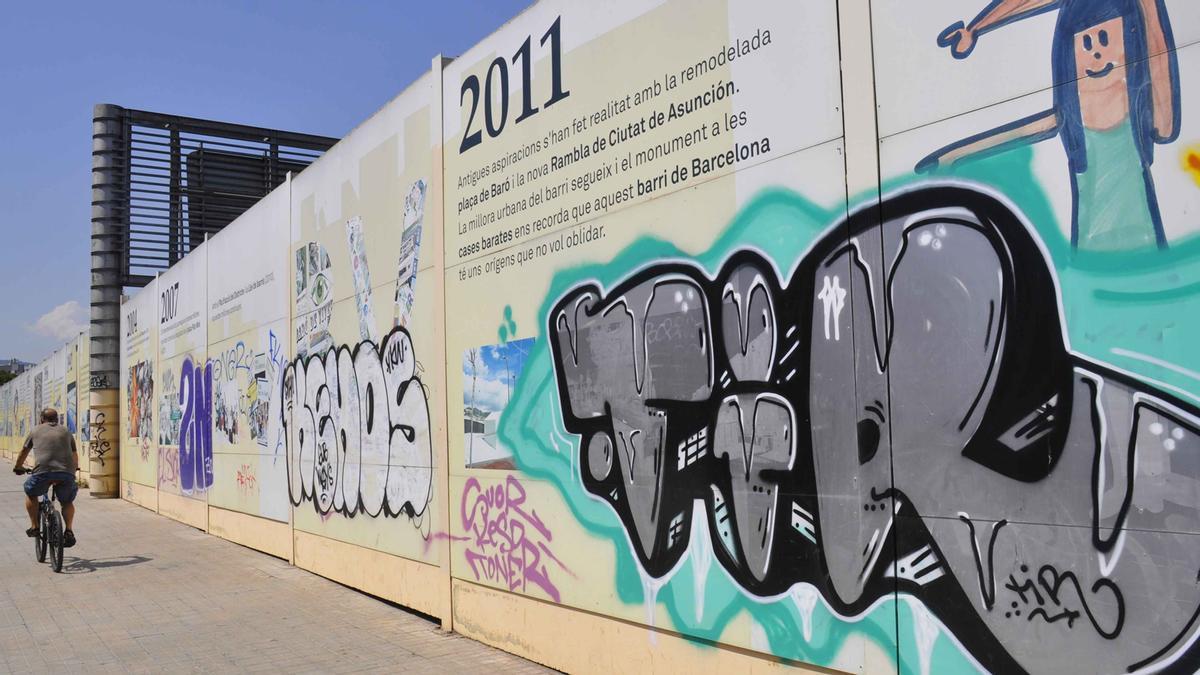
{"left": 497, "top": 144, "right": 1200, "bottom": 673}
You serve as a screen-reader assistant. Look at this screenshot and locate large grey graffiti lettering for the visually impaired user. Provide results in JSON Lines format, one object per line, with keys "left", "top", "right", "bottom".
{"left": 281, "top": 326, "right": 434, "bottom": 521}
{"left": 549, "top": 185, "right": 1200, "bottom": 674}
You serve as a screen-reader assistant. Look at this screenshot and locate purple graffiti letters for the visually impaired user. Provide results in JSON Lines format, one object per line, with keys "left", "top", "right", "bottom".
{"left": 461, "top": 474, "right": 568, "bottom": 602}
{"left": 179, "top": 356, "right": 213, "bottom": 493}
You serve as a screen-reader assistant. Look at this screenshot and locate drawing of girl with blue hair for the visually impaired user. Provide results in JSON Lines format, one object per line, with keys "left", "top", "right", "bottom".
{"left": 919, "top": 0, "right": 1181, "bottom": 251}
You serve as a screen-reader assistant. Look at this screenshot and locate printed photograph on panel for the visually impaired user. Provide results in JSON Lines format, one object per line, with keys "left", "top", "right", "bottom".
{"left": 120, "top": 283, "right": 158, "bottom": 487}
{"left": 128, "top": 361, "right": 154, "bottom": 441}
{"left": 394, "top": 179, "right": 427, "bottom": 327}
{"left": 462, "top": 335, "right": 532, "bottom": 470}
{"left": 286, "top": 69, "right": 440, "bottom": 567}
{"left": 294, "top": 242, "right": 333, "bottom": 359}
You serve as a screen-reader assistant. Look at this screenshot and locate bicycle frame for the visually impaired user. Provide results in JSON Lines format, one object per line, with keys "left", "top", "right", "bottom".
{"left": 37, "top": 488, "right": 65, "bottom": 572}
{"left": 18, "top": 467, "right": 66, "bottom": 572}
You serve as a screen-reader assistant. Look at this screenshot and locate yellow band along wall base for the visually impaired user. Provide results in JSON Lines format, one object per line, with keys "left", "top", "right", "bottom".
{"left": 451, "top": 579, "right": 864, "bottom": 675}
{"left": 122, "top": 480, "right": 157, "bottom": 513}
{"left": 0, "top": 1, "right": 1197, "bottom": 673}
{"left": 293, "top": 530, "right": 448, "bottom": 622}
{"left": 208, "top": 506, "right": 293, "bottom": 562}
{"left": 157, "top": 490, "right": 208, "bottom": 532}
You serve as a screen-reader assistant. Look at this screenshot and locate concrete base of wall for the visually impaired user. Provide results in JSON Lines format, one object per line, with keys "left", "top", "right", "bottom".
{"left": 209, "top": 506, "right": 292, "bottom": 562}
{"left": 450, "top": 580, "right": 861, "bottom": 675}
{"left": 157, "top": 491, "right": 207, "bottom": 531}
{"left": 122, "top": 480, "right": 157, "bottom": 512}
{"left": 293, "top": 530, "right": 448, "bottom": 623}
{"left": 115, "top": 485, "right": 882, "bottom": 673}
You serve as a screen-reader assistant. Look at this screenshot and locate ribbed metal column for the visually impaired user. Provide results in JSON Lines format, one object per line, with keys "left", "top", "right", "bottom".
{"left": 89, "top": 103, "right": 126, "bottom": 498}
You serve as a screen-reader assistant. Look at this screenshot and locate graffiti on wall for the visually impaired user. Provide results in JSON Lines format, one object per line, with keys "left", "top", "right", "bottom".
{"left": 546, "top": 185, "right": 1200, "bottom": 674}
{"left": 179, "top": 356, "right": 213, "bottom": 494}
{"left": 461, "top": 474, "right": 571, "bottom": 602}
{"left": 158, "top": 443, "right": 179, "bottom": 489}
{"left": 924, "top": 0, "right": 1181, "bottom": 251}
{"left": 211, "top": 333, "right": 282, "bottom": 450}
{"left": 127, "top": 360, "right": 154, "bottom": 441}
{"left": 236, "top": 463, "right": 257, "bottom": 494}
{"left": 280, "top": 326, "right": 434, "bottom": 523}
{"left": 87, "top": 411, "right": 111, "bottom": 467}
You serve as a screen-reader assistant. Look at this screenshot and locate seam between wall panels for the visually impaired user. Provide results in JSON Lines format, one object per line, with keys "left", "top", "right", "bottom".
{"left": 837, "top": 0, "right": 892, "bottom": 671}
{"left": 433, "top": 53, "right": 455, "bottom": 634}
{"left": 862, "top": 2, "right": 903, "bottom": 670}
{"left": 286, "top": 172, "right": 296, "bottom": 566}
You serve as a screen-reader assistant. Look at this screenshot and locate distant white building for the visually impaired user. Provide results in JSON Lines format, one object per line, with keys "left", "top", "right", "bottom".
{"left": 483, "top": 411, "right": 500, "bottom": 439}
{"left": 0, "top": 359, "right": 32, "bottom": 375}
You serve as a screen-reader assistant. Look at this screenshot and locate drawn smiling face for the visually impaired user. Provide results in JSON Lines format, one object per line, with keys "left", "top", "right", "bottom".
{"left": 1072, "top": 16, "right": 1132, "bottom": 128}
{"left": 1074, "top": 17, "right": 1126, "bottom": 85}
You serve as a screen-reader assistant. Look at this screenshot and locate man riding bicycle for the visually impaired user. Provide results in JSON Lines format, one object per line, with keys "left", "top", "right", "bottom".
{"left": 13, "top": 408, "right": 78, "bottom": 548}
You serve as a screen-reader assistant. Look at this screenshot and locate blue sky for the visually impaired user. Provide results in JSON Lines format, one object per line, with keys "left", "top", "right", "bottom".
{"left": 463, "top": 337, "right": 534, "bottom": 414}
{"left": 0, "top": 0, "right": 529, "bottom": 362}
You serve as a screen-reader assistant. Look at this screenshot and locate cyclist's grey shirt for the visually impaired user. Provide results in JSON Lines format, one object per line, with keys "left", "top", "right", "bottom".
{"left": 22, "top": 423, "right": 77, "bottom": 474}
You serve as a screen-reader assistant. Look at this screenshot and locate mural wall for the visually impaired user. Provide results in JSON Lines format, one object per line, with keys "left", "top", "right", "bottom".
{"left": 120, "top": 283, "right": 157, "bottom": 490}
{"left": 155, "top": 244, "right": 210, "bottom": 528}
{"left": 206, "top": 185, "right": 291, "bottom": 523}
{"left": 440, "top": 0, "right": 1200, "bottom": 673}
{"left": 0, "top": 332, "right": 90, "bottom": 482}
{"left": 3, "top": 1, "right": 1198, "bottom": 673}
{"left": 285, "top": 68, "right": 442, "bottom": 567}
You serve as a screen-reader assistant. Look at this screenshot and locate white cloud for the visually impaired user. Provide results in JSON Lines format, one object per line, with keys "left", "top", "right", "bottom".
{"left": 26, "top": 301, "right": 87, "bottom": 342}
{"left": 461, "top": 348, "right": 491, "bottom": 379}
{"left": 462, "top": 374, "right": 512, "bottom": 413}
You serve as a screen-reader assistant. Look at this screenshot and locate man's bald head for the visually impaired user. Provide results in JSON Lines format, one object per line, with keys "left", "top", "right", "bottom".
{"left": 40, "top": 408, "right": 58, "bottom": 424}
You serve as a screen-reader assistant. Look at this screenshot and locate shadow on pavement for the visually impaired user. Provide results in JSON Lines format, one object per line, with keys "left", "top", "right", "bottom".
{"left": 62, "top": 555, "right": 152, "bottom": 574}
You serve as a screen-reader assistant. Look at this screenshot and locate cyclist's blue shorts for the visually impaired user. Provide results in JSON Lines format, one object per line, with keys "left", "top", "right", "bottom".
{"left": 23, "top": 472, "right": 78, "bottom": 504}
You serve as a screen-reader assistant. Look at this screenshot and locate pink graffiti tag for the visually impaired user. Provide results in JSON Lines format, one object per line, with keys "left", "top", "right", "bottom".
{"left": 236, "top": 464, "right": 257, "bottom": 494}
{"left": 461, "top": 475, "right": 569, "bottom": 602}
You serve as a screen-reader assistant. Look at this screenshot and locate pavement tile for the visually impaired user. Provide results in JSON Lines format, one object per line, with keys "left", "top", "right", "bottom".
{"left": 0, "top": 465, "right": 553, "bottom": 674}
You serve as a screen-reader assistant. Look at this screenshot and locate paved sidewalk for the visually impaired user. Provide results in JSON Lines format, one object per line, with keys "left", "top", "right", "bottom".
{"left": 0, "top": 465, "right": 552, "bottom": 674}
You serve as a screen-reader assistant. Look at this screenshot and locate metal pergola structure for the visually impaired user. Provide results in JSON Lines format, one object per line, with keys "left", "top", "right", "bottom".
{"left": 93, "top": 106, "right": 340, "bottom": 287}
{"left": 88, "top": 104, "right": 340, "bottom": 495}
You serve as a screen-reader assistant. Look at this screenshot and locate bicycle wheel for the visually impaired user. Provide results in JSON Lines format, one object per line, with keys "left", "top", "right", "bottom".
{"left": 48, "top": 511, "right": 64, "bottom": 572}
{"left": 35, "top": 506, "right": 47, "bottom": 563}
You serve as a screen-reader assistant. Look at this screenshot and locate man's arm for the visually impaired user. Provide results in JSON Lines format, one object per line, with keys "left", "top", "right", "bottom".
{"left": 14, "top": 435, "right": 32, "bottom": 472}
{"left": 71, "top": 434, "right": 80, "bottom": 473}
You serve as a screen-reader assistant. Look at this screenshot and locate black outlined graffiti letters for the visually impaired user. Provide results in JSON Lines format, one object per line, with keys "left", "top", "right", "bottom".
{"left": 88, "top": 411, "right": 111, "bottom": 466}
{"left": 281, "top": 326, "right": 433, "bottom": 522}
{"left": 549, "top": 185, "right": 1200, "bottom": 674}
